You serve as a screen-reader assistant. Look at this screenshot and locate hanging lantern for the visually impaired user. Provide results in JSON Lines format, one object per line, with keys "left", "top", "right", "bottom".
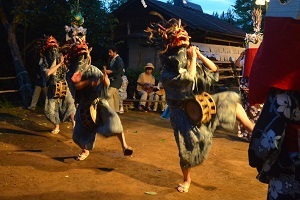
{"left": 255, "top": 0, "right": 270, "bottom": 6}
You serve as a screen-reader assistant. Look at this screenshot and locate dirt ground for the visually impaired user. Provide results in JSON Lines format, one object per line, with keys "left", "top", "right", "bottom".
{"left": 0, "top": 106, "right": 267, "bottom": 200}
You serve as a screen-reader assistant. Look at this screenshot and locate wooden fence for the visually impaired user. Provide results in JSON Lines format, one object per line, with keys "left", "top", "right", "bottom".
{"left": 0, "top": 77, "right": 18, "bottom": 94}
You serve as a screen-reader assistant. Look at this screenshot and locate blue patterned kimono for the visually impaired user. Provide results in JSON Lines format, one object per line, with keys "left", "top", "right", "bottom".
{"left": 42, "top": 49, "right": 76, "bottom": 126}
{"left": 248, "top": 89, "right": 300, "bottom": 200}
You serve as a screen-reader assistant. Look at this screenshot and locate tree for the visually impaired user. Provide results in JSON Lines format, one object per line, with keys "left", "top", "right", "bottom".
{"left": 0, "top": 0, "right": 32, "bottom": 107}
{"left": 74, "top": 0, "right": 118, "bottom": 66}
{"left": 225, "top": 8, "right": 236, "bottom": 25}
{"left": 106, "top": 0, "right": 128, "bottom": 12}
{"left": 218, "top": 8, "right": 236, "bottom": 26}
{"left": 212, "top": 8, "right": 237, "bottom": 28}
{"left": 232, "top": 0, "right": 258, "bottom": 33}
{"left": 212, "top": 12, "right": 219, "bottom": 18}
{"left": 0, "top": 0, "right": 122, "bottom": 103}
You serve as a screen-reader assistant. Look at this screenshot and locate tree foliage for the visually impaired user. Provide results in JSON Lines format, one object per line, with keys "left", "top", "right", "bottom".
{"left": 214, "top": 8, "right": 236, "bottom": 26}
{"left": 0, "top": 0, "right": 123, "bottom": 76}
{"left": 232, "top": 0, "right": 256, "bottom": 32}
{"left": 0, "top": 0, "right": 127, "bottom": 105}
{"left": 212, "top": 0, "right": 267, "bottom": 33}
{"left": 232, "top": 0, "right": 267, "bottom": 33}
{"left": 107, "top": 0, "right": 128, "bottom": 12}
{"left": 0, "top": 0, "right": 34, "bottom": 106}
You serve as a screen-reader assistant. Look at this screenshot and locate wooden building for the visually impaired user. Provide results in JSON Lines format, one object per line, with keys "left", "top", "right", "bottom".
{"left": 113, "top": 0, "right": 246, "bottom": 71}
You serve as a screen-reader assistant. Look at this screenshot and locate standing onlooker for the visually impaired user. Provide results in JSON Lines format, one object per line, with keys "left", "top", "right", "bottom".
{"left": 136, "top": 63, "right": 156, "bottom": 111}
{"left": 118, "top": 75, "right": 129, "bottom": 114}
{"left": 107, "top": 45, "right": 125, "bottom": 113}
{"left": 28, "top": 57, "right": 48, "bottom": 110}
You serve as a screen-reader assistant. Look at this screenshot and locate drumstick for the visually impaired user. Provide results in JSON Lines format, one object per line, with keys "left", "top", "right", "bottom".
{"left": 102, "top": 65, "right": 109, "bottom": 86}
{"left": 103, "top": 66, "right": 107, "bottom": 76}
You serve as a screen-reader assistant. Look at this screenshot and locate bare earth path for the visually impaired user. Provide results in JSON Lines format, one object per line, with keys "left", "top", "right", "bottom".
{"left": 0, "top": 107, "right": 267, "bottom": 200}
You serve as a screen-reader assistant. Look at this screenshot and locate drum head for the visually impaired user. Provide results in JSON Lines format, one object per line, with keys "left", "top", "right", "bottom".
{"left": 90, "top": 98, "right": 103, "bottom": 125}
{"left": 80, "top": 103, "right": 95, "bottom": 128}
{"left": 184, "top": 99, "right": 203, "bottom": 124}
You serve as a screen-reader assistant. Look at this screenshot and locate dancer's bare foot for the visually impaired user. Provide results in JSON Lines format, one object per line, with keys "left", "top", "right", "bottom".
{"left": 51, "top": 129, "right": 60, "bottom": 134}
{"left": 123, "top": 146, "right": 133, "bottom": 156}
{"left": 76, "top": 149, "right": 89, "bottom": 161}
{"left": 117, "top": 132, "right": 133, "bottom": 156}
{"left": 51, "top": 125, "right": 60, "bottom": 134}
{"left": 177, "top": 181, "right": 190, "bottom": 193}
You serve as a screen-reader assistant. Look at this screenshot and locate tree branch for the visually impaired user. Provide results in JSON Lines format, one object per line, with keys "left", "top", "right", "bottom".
{"left": 0, "top": 0, "right": 9, "bottom": 31}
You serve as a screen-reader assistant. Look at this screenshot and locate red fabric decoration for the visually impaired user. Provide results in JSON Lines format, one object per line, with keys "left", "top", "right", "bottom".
{"left": 248, "top": 17, "right": 300, "bottom": 105}
{"left": 244, "top": 48, "right": 258, "bottom": 77}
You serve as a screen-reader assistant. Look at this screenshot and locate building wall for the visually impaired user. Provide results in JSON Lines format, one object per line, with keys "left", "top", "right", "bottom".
{"left": 127, "top": 37, "right": 245, "bottom": 72}
{"left": 127, "top": 38, "right": 162, "bottom": 71}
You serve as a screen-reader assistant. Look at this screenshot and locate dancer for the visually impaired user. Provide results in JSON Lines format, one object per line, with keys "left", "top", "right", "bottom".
{"left": 69, "top": 40, "right": 133, "bottom": 160}
{"left": 40, "top": 35, "right": 76, "bottom": 134}
{"left": 248, "top": 1, "right": 300, "bottom": 199}
{"left": 145, "top": 16, "right": 254, "bottom": 193}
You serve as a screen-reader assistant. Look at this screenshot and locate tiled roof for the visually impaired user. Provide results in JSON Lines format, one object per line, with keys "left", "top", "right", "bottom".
{"left": 148, "top": 0, "right": 245, "bottom": 37}
{"left": 115, "top": 0, "right": 245, "bottom": 38}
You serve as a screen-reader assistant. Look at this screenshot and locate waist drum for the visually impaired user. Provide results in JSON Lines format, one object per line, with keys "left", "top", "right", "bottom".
{"left": 53, "top": 81, "right": 67, "bottom": 98}
{"left": 79, "top": 98, "right": 103, "bottom": 128}
{"left": 184, "top": 92, "right": 216, "bottom": 125}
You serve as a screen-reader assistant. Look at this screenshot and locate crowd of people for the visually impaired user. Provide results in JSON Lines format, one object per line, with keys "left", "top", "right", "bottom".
{"left": 27, "top": 27, "right": 255, "bottom": 193}
{"left": 24, "top": 3, "right": 300, "bottom": 199}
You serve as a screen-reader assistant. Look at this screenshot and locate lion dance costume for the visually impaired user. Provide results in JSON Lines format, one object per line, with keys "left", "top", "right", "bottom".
{"left": 39, "top": 36, "right": 76, "bottom": 132}
{"left": 64, "top": 12, "right": 132, "bottom": 159}
{"left": 145, "top": 14, "right": 247, "bottom": 169}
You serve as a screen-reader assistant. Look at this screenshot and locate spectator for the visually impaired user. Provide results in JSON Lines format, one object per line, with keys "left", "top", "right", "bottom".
{"left": 136, "top": 63, "right": 156, "bottom": 111}
{"left": 153, "top": 67, "right": 166, "bottom": 112}
{"left": 28, "top": 57, "right": 48, "bottom": 110}
{"left": 107, "top": 45, "right": 125, "bottom": 113}
{"left": 153, "top": 81, "right": 166, "bottom": 112}
{"left": 119, "top": 75, "right": 129, "bottom": 114}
